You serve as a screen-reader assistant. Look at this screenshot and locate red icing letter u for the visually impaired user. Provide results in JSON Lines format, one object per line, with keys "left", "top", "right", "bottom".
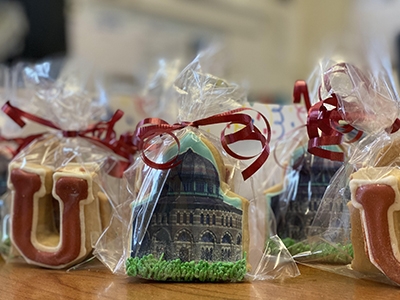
{"left": 10, "top": 168, "right": 89, "bottom": 268}
{"left": 355, "top": 184, "right": 400, "bottom": 284}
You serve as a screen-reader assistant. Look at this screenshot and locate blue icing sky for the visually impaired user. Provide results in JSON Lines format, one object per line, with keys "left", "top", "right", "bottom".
{"left": 164, "top": 132, "right": 218, "bottom": 167}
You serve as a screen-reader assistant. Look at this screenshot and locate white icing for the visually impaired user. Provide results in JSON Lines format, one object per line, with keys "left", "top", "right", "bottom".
{"left": 350, "top": 167, "right": 400, "bottom": 269}
{"left": 8, "top": 162, "right": 52, "bottom": 254}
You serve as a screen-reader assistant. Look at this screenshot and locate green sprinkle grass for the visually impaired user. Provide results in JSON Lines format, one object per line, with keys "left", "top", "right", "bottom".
{"left": 0, "top": 237, "right": 10, "bottom": 256}
{"left": 282, "top": 237, "right": 353, "bottom": 264}
{"left": 126, "top": 253, "right": 247, "bottom": 282}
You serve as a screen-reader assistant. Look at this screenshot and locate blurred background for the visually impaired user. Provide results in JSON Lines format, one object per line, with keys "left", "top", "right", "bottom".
{"left": 1, "top": 0, "right": 400, "bottom": 104}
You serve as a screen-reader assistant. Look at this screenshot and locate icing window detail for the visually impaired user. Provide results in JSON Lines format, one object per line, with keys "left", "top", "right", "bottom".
{"left": 222, "top": 232, "right": 232, "bottom": 244}
{"left": 183, "top": 213, "right": 187, "bottom": 224}
{"left": 189, "top": 213, "right": 193, "bottom": 224}
{"left": 236, "top": 234, "right": 242, "bottom": 245}
{"left": 201, "top": 231, "right": 216, "bottom": 243}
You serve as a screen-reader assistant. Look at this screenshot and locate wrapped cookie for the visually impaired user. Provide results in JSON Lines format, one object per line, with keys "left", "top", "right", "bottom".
{"left": 95, "top": 56, "right": 299, "bottom": 282}
{"left": 262, "top": 69, "right": 359, "bottom": 249}
{"left": 289, "top": 58, "right": 400, "bottom": 285}
{"left": 0, "top": 60, "right": 134, "bottom": 269}
{"left": 0, "top": 64, "right": 27, "bottom": 259}
{"left": 347, "top": 134, "right": 400, "bottom": 285}
{"left": 264, "top": 136, "right": 343, "bottom": 243}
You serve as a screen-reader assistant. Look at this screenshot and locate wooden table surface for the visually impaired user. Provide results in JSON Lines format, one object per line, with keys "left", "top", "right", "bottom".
{"left": 1, "top": 258, "right": 400, "bottom": 300}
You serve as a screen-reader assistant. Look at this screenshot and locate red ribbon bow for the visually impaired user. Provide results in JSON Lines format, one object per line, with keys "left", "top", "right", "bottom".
{"left": 133, "top": 108, "right": 271, "bottom": 180}
{"left": 294, "top": 80, "right": 367, "bottom": 161}
{"left": 1, "top": 101, "right": 137, "bottom": 176}
{"left": 294, "top": 63, "right": 400, "bottom": 161}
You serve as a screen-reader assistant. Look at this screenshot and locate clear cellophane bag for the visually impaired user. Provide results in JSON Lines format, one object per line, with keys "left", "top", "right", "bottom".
{"left": 288, "top": 48, "right": 400, "bottom": 285}
{"left": 95, "top": 54, "right": 299, "bottom": 282}
{"left": 0, "top": 60, "right": 128, "bottom": 270}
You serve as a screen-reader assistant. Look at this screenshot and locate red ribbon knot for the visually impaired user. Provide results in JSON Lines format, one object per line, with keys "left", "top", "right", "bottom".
{"left": 63, "top": 131, "right": 79, "bottom": 137}
{"left": 133, "top": 108, "right": 271, "bottom": 181}
{"left": 293, "top": 79, "right": 363, "bottom": 161}
{"left": 294, "top": 63, "right": 400, "bottom": 161}
{"left": 1, "top": 101, "right": 137, "bottom": 177}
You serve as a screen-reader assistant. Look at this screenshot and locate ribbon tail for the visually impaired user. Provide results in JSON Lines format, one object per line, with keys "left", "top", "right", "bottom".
{"left": 390, "top": 118, "right": 400, "bottom": 134}
{"left": 308, "top": 136, "right": 344, "bottom": 161}
{"left": 293, "top": 80, "right": 311, "bottom": 111}
{"left": 241, "top": 143, "right": 270, "bottom": 180}
{"left": 2, "top": 101, "right": 27, "bottom": 127}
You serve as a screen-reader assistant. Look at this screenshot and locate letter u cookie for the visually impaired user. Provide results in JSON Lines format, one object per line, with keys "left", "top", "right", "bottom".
{"left": 8, "top": 162, "right": 107, "bottom": 269}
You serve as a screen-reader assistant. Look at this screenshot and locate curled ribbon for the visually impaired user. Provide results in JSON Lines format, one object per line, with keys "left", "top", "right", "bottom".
{"left": 320, "top": 63, "right": 400, "bottom": 135}
{"left": 293, "top": 80, "right": 363, "bottom": 161}
{"left": 133, "top": 108, "right": 271, "bottom": 181}
{"left": 294, "top": 63, "right": 400, "bottom": 161}
{"left": 1, "top": 101, "right": 137, "bottom": 176}
{"left": 293, "top": 79, "right": 311, "bottom": 111}
{"left": 306, "top": 92, "right": 363, "bottom": 161}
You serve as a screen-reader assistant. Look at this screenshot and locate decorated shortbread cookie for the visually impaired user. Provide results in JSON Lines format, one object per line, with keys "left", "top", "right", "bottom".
{"left": 350, "top": 162, "right": 400, "bottom": 283}
{"left": 265, "top": 146, "right": 342, "bottom": 241}
{"left": 8, "top": 162, "right": 111, "bottom": 269}
{"left": 127, "top": 131, "right": 250, "bottom": 281}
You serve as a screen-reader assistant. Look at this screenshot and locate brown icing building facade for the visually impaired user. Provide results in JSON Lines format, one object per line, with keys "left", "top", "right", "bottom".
{"left": 131, "top": 149, "right": 243, "bottom": 263}
{"left": 270, "top": 150, "right": 343, "bottom": 241}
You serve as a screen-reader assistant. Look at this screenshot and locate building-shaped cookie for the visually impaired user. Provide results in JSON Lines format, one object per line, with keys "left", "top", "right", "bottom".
{"left": 128, "top": 131, "right": 250, "bottom": 281}
{"left": 265, "top": 147, "right": 342, "bottom": 241}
